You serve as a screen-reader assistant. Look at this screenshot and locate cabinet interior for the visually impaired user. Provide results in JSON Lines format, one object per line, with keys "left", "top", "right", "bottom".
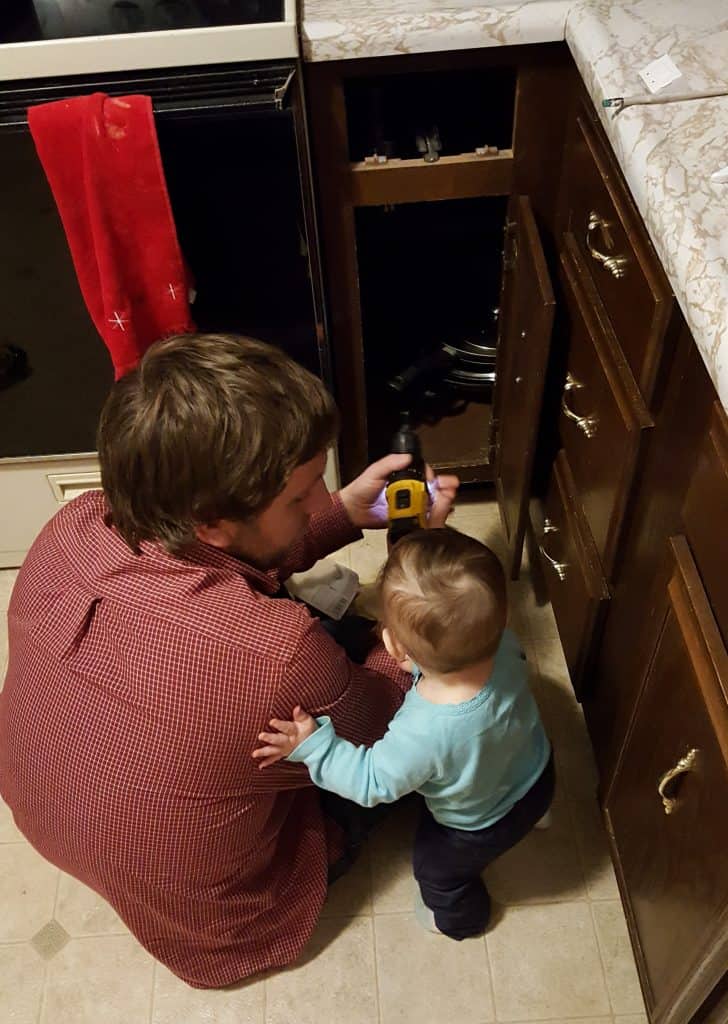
{"left": 355, "top": 195, "right": 507, "bottom": 480}
{"left": 345, "top": 67, "right": 516, "bottom": 164}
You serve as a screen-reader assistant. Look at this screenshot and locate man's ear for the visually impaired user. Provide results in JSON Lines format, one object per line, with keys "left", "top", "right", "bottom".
{"left": 194, "top": 520, "right": 238, "bottom": 550}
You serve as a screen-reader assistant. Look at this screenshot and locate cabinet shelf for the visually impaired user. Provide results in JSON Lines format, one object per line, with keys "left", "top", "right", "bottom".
{"left": 417, "top": 403, "right": 493, "bottom": 484}
{"left": 350, "top": 150, "right": 514, "bottom": 207}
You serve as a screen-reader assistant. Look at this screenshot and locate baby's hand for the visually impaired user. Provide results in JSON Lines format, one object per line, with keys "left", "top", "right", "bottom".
{"left": 252, "top": 706, "right": 317, "bottom": 768}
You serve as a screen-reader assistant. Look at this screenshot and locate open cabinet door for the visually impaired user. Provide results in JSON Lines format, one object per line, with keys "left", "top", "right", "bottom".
{"left": 493, "top": 195, "right": 555, "bottom": 579}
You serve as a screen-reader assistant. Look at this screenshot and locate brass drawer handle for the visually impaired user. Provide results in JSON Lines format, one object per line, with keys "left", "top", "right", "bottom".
{"left": 561, "top": 372, "right": 598, "bottom": 438}
{"left": 658, "top": 748, "right": 699, "bottom": 815}
{"left": 539, "top": 517, "right": 568, "bottom": 582}
{"left": 586, "top": 211, "right": 629, "bottom": 279}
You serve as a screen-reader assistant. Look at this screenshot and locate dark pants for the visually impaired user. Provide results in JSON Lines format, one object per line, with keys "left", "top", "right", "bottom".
{"left": 321, "top": 790, "right": 396, "bottom": 884}
{"left": 413, "top": 755, "right": 555, "bottom": 939}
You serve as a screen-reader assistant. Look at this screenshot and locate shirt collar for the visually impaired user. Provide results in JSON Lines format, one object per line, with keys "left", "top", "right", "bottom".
{"left": 164, "top": 539, "right": 283, "bottom": 596}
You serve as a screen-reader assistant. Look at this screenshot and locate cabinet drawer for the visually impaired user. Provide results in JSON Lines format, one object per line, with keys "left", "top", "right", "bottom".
{"left": 563, "top": 106, "right": 673, "bottom": 402}
{"left": 605, "top": 536, "right": 728, "bottom": 1022}
{"left": 539, "top": 449, "right": 610, "bottom": 695}
{"left": 682, "top": 402, "right": 728, "bottom": 650}
{"left": 559, "top": 237, "right": 651, "bottom": 578}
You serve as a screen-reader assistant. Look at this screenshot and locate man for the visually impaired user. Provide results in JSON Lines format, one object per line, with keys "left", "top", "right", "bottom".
{"left": 0, "top": 333, "right": 457, "bottom": 989}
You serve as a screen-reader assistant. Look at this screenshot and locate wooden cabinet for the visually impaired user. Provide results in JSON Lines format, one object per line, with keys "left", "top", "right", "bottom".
{"left": 305, "top": 45, "right": 572, "bottom": 490}
{"left": 604, "top": 536, "right": 728, "bottom": 1024}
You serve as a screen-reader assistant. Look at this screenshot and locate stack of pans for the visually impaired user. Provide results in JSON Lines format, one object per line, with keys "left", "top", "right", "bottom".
{"left": 386, "top": 325, "right": 498, "bottom": 402}
{"left": 442, "top": 330, "right": 496, "bottom": 394}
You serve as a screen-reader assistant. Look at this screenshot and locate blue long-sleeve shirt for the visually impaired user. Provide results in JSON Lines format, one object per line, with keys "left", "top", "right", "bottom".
{"left": 287, "top": 629, "right": 551, "bottom": 830}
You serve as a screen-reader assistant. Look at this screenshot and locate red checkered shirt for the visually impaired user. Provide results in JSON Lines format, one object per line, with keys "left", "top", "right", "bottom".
{"left": 0, "top": 491, "right": 408, "bottom": 987}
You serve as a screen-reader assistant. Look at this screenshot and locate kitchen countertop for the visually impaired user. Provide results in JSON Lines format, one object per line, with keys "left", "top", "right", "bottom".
{"left": 301, "top": 0, "right": 728, "bottom": 413}
{"left": 301, "top": 0, "right": 572, "bottom": 61}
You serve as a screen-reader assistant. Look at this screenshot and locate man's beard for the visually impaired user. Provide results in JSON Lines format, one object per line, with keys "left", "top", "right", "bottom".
{"left": 230, "top": 540, "right": 288, "bottom": 572}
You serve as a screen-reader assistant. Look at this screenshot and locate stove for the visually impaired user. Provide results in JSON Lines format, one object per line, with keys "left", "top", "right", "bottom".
{"left": 0, "top": 0, "right": 297, "bottom": 80}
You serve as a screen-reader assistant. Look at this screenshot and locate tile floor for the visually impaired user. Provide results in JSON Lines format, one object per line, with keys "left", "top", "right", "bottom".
{"left": 0, "top": 497, "right": 648, "bottom": 1024}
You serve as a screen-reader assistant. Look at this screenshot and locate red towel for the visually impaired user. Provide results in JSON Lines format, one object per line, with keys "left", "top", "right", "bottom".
{"left": 28, "top": 93, "right": 195, "bottom": 379}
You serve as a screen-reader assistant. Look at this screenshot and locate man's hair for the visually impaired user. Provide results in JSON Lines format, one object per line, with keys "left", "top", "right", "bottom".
{"left": 97, "top": 333, "right": 338, "bottom": 554}
{"left": 379, "top": 528, "right": 507, "bottom": 675}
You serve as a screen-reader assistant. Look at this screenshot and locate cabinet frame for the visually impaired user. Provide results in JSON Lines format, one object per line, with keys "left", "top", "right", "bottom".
{"left": 304, "top": 44, "right": 572, "bottom": 483}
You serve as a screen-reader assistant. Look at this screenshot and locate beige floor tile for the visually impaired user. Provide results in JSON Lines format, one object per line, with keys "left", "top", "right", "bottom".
{"left": 486, "top": 901, "right": 610, "bottom": 1021}
{"left": 614, "top": 1015, "right": 648, "bottom": 1024}
{"left": 531, "top": 634, "right": 573, "bottom": 695}
{"left": 553, "top": 718, "right": 600, "bottom": 804}
{"left": 447, "top": 506, "right": 495, "bottom": 531}
{"left": 320, "top": 847, "right": 372, "bottom": 918}
{"left": 484, "top": 787, "right": 586, "bottom": 905}
{"left": 31, "top": 919, "right": 71, "bottom": 961}
{"left": 530, "top": 646, "right": 581, "bottom": 742}
{"left": 449, "top": 502, "right": 508, "bottom": 558}
{"left": 0, "top": 569, "right": 18, "bottom": 611}
{"left": 41, "top": 935, "right": 154, "bottom": 1024}
{"left": 534, "top": 691, "right": 587, "bottom": 759}
{"left": 508, "top": 576, "right": 559, "bottom": 643}
{"left": 55, "top": 872, "right": 128, "bottom": 937}
{"left": 0, "top": 843, "right": 59, "bottom": 942}
{"left": 592, "top": 901, "right": 646, "bottom": 1016}
{"left": 374, "top": 913, "right": 493, "bottom": 1024}
{"left": 265, "top": 917, "right": 377, "bottom": 1024}
{"left": 346, "top": 530, "right": 388, "bottom": 584}
{"left": 369, "top": 800, "right": 419, "bottom": 914}
{"left": 0, "top": 943, "right": 46, "bottom": 1024}
{"left": 568, "top": 793, "right": 620, "bottom": 902}
{"left": 331, "top": 545, "right": 351, "bottom": 569}
{"left": 507, "top": 1019, "right": 612, "bottom": 1024}
{"left": 0, "top": 794, "right": 23, "bottom": 843}
{"left": 152, "top": 962, "right": 265, "bottom": 1024}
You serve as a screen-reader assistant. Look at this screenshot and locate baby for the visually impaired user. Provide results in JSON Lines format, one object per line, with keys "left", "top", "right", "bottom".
{"left": 253, "top": 527, "right": 554, "bottom": 939}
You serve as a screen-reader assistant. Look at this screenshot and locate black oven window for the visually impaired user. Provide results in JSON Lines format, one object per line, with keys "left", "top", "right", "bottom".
{"left": 1, "top": 2, "right": 285, "bottom": 43}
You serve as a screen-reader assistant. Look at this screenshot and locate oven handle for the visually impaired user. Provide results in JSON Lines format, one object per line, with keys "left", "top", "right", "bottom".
{"left": 0, "top": 67, "right": 296, "bottom": 128}
{"left": 154, "top": 69, "right": 295, "bottom": 118}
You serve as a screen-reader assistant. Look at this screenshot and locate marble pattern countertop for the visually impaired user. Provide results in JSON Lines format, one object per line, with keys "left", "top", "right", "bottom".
{"left": 301, "top": 1, "right": 572, "bottom": 61}
{"left": 301, "top": 0, "right": 728, "bottom": 412}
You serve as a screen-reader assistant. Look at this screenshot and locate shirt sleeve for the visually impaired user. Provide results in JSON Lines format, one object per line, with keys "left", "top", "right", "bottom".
{"left": 287, "top": 712, "right": 436, "bottom": 807}
{"left": 276, "top": 493, "right": 362, "bottom": 579}
{"left": 249, "top": 618, "right": 410, "bottom": 794}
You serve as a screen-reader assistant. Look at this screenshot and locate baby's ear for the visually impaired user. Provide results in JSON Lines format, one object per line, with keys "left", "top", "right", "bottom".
{"left": 382, "top": 627, "right": 407, "bottom": 663}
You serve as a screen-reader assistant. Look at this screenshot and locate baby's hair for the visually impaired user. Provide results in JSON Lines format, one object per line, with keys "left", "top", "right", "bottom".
{"left": 378, "top": 528, "right": 507, "bottom": 675}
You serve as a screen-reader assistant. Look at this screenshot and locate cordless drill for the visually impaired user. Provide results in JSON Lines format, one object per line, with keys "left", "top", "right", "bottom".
{"left": 385, "top": 414, "right": 429, "bottom": 546}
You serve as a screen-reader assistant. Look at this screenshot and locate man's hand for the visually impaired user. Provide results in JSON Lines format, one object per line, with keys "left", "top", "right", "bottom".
{"left": 426, "top": 467, "right": 459, "bottom": 529}
{"left": 339, "top": 454, "right": 459, "bottom": 530}
{"left": 338, "top": 454, "right": 411, "bottom": 530}
{"left": 252, "top": 706, "right": 317, "bottom": 768}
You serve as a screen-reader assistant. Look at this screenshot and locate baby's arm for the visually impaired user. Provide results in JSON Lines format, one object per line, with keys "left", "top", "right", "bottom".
{"left": 253, "top": 706, "right": 318, "bottom": 767}
{"left": 253, "top": 707, "right": 434, "bottom": 808}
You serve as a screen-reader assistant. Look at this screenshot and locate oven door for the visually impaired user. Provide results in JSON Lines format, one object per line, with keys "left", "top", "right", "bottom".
{"left": 0, "top": 61, "right": 330, "bottom": 565}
